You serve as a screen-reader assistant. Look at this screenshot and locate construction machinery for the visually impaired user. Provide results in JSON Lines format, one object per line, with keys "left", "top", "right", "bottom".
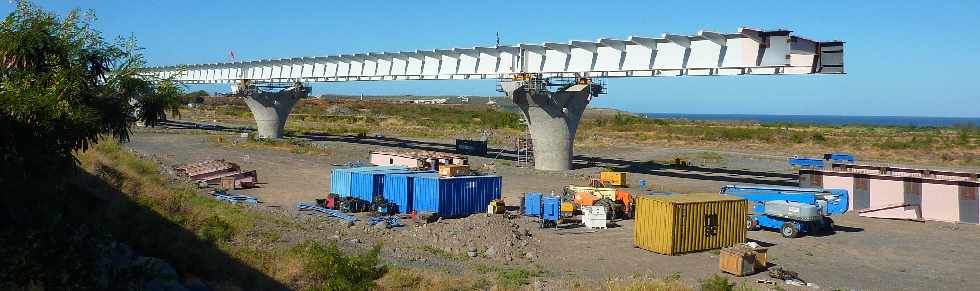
{"left": 720, "top": 185, "right": 849, "bottom": 238}
{"left": 563, "top": 181, "right": 633, "bottom": 219}
{"left": 487, "top": 199, "right": 506, "bottom": 215}
{"left": 599, "top": 171, "right": 628, "bottom": 187}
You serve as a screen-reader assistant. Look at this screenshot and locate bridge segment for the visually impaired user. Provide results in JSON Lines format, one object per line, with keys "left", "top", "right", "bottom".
{"left": 142, "top": 27, "right": 844, "bottom": 170}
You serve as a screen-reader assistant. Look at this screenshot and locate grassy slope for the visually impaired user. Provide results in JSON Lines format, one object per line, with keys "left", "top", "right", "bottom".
{"left": 76, "top": 140, "right": 385, "bottom": 290}
{"left": 182, "top": 100, "right": 980, "bottom": 168}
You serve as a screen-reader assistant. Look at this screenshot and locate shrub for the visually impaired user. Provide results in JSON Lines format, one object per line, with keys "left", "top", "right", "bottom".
{"left": 811, "top": 132, "right": 827, "bottom": 142}
{"left": 198, "top": 215, "right": 234, "bottom": 242}
{"left": 496, "top": 267, "right": 544, "bottom": 289}
{"left": 699, "top": 274, "right": 734, "bottom": 291}
{"left": 290, "top": 241, "right": 384, "bottom": 291}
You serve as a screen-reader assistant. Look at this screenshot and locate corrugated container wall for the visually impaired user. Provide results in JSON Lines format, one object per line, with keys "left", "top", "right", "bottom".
{"left": 634, "top": 194, "right": 748, "bottom": 255}
{"left": 382, "top": 171, "right": 435, "bottom": 214}
{"left": 413, "top": 174, "right": 502, "bottom": 217}
{"left": 542, "top": 196, "right": 561, "bottom": 221}
{"left": 523, "top": 192, "right": 543, "bottom": 216}
{"left": 349, "top": 170, "right": 385, "bottom": 202}
{"left": 329, "top": 166, "right": 408, "bottom": 199}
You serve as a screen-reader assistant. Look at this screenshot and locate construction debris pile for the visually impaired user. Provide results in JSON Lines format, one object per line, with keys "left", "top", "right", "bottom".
{"left": 400, "top": 215, "right": 538, "bottom": 262}
{"left": 174, "top": 159, "right": 257, "bottom": 190}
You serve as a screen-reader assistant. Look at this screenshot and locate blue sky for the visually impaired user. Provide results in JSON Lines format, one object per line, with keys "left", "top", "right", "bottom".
{"left": 5, "top": 1, "right": 980, "bottom": 117}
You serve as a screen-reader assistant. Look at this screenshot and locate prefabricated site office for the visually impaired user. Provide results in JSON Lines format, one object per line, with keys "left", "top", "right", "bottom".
{"left": 800, "top": 163, "right": 980, "bottom": 224}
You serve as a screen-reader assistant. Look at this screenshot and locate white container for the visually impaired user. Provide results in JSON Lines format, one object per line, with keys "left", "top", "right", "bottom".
{"left": 370, "top": 152, "right": 426, "bottom": 169}
{"left": 582, "top": 206, "right": 608, "bottom": 229}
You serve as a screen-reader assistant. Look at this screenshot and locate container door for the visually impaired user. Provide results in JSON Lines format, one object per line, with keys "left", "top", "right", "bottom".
{"left": 542, "top": 198, "right": 559, "bottom": 221}
{"left": 853, "top": 175, "right": 871, "bottom": 210}
{"left": 903, "top": 178, "right": 922, "bottom": 209}
{"left": 959, "top": 183, "right": 978, "bottom": 224}
{"left": 799, "top": 171, "right": 823, "bottom": 188}
{"left": 798, "top": 173, "right": 812, "bottom": 188}
{"left": 405, "top": 177, "right": 414, "bottom": 213}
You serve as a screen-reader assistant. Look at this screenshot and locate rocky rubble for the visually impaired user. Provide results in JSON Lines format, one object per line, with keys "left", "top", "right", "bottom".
{"left": 389, "top": 214, "right": 540, "bottom": 263}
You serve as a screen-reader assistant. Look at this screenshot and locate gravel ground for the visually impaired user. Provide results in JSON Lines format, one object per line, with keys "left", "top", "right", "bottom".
{"left": 125, "top": 126, "right": 980, "bottom": 291}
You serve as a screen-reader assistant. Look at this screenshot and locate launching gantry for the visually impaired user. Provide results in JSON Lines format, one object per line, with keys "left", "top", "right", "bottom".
{"left": 141, "top": 27, "right": 844, "bottom": 171}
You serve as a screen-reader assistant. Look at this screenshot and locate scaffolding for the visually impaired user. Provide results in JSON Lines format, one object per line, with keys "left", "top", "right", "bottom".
{"left": 515, "top": 133, "right": 534, "bottom": 168}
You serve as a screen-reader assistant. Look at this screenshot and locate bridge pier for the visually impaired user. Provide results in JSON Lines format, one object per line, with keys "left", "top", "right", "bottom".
{"left": 236, "top": 81, "right": 310, "bottom": 139}
{"left": 499, "top": 79, "right": 601, "bottom": 171}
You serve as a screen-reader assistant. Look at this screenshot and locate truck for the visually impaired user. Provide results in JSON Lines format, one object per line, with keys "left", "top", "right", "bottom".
{"left": 720, "top": 185, "right": 849, "bottom": 238}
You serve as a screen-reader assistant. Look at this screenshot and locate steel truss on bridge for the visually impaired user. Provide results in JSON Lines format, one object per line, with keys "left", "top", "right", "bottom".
{"left": 140, "top": 27, "right": 843, "bottom": 83}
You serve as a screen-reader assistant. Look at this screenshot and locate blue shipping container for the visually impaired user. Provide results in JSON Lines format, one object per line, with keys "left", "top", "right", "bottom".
{"left": 330, "top": 166, "right": 408, "bottom": 198}
{"left": 413, "top": 174, "right": 502, "bottom": 218}
{"left": 382, "top": 171, "right": 435, "bottom": 214}
{"left": 542, "top": 196, "right": 561, "bottom": 221}
{"left": 522, "top": 192, "right": 543, "bottom": 216}
{"left": 352, "top": 168, "right": 419, "bottom": 202}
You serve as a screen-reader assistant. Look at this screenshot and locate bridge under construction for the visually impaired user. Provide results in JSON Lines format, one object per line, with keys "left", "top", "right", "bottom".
{"left": 141, "top": 27, "right": 845, "bottom": 171}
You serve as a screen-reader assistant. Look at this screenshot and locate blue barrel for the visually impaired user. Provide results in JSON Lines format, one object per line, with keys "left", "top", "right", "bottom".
{"left": 523, "top": 192, "right": 543, "bottom": 216}
{"left": 542, "top": 196, "right": 561, "bottom": 222}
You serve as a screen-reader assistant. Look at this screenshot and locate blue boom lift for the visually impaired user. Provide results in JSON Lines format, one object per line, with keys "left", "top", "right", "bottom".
{"left": 720, "top": 185, "right": 849, "bottom": 238}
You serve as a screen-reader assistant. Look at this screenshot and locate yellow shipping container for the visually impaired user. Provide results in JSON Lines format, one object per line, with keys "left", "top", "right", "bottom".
{"left": 634, "top": 194, "right": 747, "bottom": 255}
{"left": 600, "top": 171, "right": 627, "bottom": 186}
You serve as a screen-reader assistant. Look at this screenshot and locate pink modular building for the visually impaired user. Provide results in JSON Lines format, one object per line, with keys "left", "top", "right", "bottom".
{"left": 800, "top": 163, "right": 979, "bottom": 224}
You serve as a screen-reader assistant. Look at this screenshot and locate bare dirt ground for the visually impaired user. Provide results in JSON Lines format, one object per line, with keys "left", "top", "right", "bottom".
{"left": 126, "top": 125, "right": 980, "bottom": 291}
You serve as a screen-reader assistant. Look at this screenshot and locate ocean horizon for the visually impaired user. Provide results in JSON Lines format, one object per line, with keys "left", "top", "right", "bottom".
{"left": 641, "top": 113, "right": 980, "bottom": 127}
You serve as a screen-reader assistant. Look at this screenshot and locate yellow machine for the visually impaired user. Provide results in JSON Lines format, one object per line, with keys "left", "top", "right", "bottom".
{"left": 487, "top": 199, "right": 506, "bottom": 214}
{"left": 599, "top": 171, "right": 627, "bottom": 186}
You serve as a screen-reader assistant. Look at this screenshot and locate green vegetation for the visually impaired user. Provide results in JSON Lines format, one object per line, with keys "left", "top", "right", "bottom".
{"left": 0, "top": 0, "right": 184, "bottom": 183}
{"left": 420, "top": 245, "right": 464, "bottom": 260}
{"left": 70, "top": 139, "right": 384, "bottom": 289}
{"left": 180, "top": 89, "right": 209, "bottom": 104}
{"left": 698, "top": 274, "right": 758, "bottom": 291}
{"left": 695, "top": 151, "right": 727, "bottom": 163}
{"left": 496, "top": 266, "right": 545, "bottom": 288}
{"left": 0, "top": 2, "right": 191, "bottom": 289}
{"left": 290, "top": 241, "right": 385, "bottom": 291}
{"left": 699, "top": 275, "right": 735, "bottom": 291}
{"left": 211, "top": 135, "right": 331, "bottom": 156}
{"left": 2, "top": 0, "right": 132, "bottom": 181}
{"left": 605, "top": 273, "right": 691, "bottom": 291}
{"left": 376, "top": 267, "right": 492, "bottom": 291}
{"left": 198, "top": 215, "right": 235, "bottom": 242}
{"left": 191, "top": 101, "right": 980, "bottom": 166}
{"left": 186, "top": 100, "right": 526, "bottom": 141}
